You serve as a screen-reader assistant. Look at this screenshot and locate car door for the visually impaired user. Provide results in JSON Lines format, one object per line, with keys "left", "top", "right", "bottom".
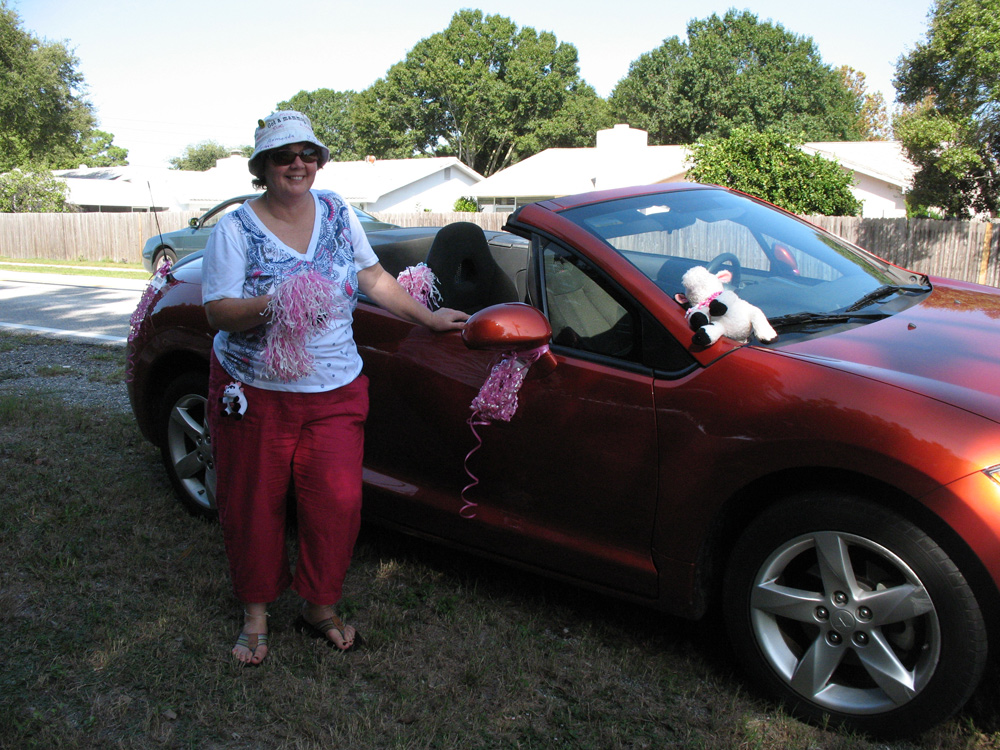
{"left": 358, "top": 237, "right": 662, "bottom": 598}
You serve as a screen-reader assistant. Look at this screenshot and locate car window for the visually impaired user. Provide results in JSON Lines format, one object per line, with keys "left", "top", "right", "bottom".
{"left": 201, "top": 200, "right": 246, "bottom": 229}
{"left": 610, "top": 214, "right": 771, "bottom": 272}
{"left": 560, "top": 189, "right": 903, "bottom": 320}
{"left": 540, "top": 240, "right": 637, "bottom": 359}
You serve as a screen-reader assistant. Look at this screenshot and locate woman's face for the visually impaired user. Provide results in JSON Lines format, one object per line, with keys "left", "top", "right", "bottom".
{"left": 262, "top": 141, "right": 320, "bottom": 198}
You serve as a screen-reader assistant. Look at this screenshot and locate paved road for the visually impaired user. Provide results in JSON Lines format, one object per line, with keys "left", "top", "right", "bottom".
{"left": 0, "top": 270, "right": 148, "bottom": 345}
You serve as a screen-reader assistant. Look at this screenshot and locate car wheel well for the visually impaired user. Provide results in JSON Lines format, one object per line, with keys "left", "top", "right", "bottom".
{"left": 704, "top": 468, "right": 1000, "bottom": 641}
{"left": 144, "top": 353, "right": 209, "bottom": 446}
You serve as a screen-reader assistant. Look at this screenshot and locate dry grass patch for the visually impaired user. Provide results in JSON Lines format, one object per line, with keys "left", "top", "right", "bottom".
{"left": 2, "top": 387, "right": 1000, "bottom": 748}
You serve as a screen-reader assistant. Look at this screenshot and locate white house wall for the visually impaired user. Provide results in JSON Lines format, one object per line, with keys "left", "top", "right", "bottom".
{"left": 852, "top": 173, "right": 907, "bottom": 218}
{"left": 364, "top": 168, "right": 481, "bottom": 213}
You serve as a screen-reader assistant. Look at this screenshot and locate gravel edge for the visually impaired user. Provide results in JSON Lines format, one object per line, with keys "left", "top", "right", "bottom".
{"left": 0, "top": 333, "right": 131, "bottom": 413}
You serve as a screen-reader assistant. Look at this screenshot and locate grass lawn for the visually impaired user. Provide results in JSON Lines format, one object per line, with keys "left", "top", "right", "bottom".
{"left": 0, "top": 256, "right": 149, "bottom": 280}
{"left": 2, "top": 345, "right": 1000, "bottom": 748}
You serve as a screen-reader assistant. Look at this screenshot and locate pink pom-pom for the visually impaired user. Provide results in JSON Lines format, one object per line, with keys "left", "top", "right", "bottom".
{"left": 263, "top": 270, "right": 341, "bottom": 381}
{"left": 397, "top": 263, "right": 441, "bottom": 310}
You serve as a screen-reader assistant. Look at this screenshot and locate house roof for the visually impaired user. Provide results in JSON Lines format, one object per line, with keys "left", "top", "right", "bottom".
{"left": 467, "top": 126, "right": 691, "bottom": 199}
{"left": 801, "top": 141, "right": 915, "bottom": 188}
{"left": 53, "top": 155, "right": 482, "bottom": 210}
{"left": 56, "top": 175, "right": 170, "bottom": 210}
{"left": 468, "top": 125, "right": 916, "bottom": 201}
{"left": 313, "top": 157, "right": 481, "bottom": 203}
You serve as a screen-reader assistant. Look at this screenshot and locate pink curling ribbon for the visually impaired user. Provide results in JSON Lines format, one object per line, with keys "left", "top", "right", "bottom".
{"left": 263, "top": 270, "right": 342, "bottom": 381}
{"left": 397, "top": 263, "right": 441, "bottom": 310}
{"left": 460, "top": 344, "right": 550, "bottom": 519}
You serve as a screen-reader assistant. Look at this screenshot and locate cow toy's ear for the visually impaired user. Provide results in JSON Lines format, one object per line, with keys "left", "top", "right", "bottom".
{"left": 716, "top": 269, "right": 733, "bottom": 284}
{"left": 675, "top": 293, "right": 690, "bottom": 306}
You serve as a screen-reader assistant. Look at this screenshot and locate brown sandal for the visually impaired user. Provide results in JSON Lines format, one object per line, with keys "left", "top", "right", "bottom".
{"left": 294, "top": 612, "right": 362, "bottom": 651}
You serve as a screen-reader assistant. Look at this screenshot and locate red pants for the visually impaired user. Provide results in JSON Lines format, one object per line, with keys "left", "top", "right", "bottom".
{"left": 208, "top": 353, "right": 369, "bottom": 605}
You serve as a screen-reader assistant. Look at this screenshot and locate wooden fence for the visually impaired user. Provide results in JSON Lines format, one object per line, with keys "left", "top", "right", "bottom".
{"left": 1, "top": 210, "right": 998, "bottom": 288}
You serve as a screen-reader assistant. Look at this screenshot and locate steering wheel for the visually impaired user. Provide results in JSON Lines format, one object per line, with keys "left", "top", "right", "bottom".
{"left": 707, "top": 252, "right": 742, "bottom": 288}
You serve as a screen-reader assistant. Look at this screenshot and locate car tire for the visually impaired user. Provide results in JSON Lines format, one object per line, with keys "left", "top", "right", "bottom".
{"left": 722, "top": 492, "right": 987, "bottom": 737}
{"left": 157, "top": 371, "right": 216, "bottom": 519}
{"left": 153, "top": 247, "right": 177, "bottom": 271}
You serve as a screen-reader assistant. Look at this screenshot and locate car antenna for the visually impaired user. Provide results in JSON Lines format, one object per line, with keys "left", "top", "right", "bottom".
{"left": 146, "top": 181, "right": 173, "bottom": 281}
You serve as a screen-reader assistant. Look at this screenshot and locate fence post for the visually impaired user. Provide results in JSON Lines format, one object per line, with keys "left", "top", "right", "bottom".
{"left": 978, "top": 223, "right": 994, "bottom": 285}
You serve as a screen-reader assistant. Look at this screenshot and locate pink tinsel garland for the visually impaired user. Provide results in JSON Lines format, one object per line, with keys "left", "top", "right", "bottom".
{"left": 263, "top": 270, "right": 341, "bottom": 381}
{"left": 460, "top": 345, "right": 549, "bottom": 519}
{"left": 397, "top": 263, "right": 441, "bottom": 310}
{"left": 128, "top": 262, "right": 172, "bottom": 342}
{"left": 126, "top": 262, "right": 172, "bottom": 383}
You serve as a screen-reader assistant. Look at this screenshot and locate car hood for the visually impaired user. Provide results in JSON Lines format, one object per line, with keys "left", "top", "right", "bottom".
{"left": 774, "top": 277, "right": 1000, "bottom": 424}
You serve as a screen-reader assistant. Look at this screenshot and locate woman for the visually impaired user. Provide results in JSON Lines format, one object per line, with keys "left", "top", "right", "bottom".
{"left": 202, "top": 111, "right": 467, "bottom": 664}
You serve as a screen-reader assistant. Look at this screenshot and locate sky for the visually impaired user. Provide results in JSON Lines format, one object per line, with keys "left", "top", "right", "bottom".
{"left": 14, "top": 0, "right": 936, "bottom": 169}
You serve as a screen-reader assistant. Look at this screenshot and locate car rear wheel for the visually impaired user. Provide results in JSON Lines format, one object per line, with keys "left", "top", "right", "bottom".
{"left": 157, "top": 371, "right": 216, "bottom": 518}
{"left": 723, "top": 493, "right": 987, "bottom": 737}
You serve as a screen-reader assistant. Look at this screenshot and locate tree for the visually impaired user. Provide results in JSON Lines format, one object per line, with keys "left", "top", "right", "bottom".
{"left": 609, "top": 10, "right": 864, "bottom": 145}
{"left": 687, "top": 127, "right": 862, "bottom": 216}
{"left": 894, "top": 0, "right": 1000, "bottom": 217}
{"left": 0, "top": 2, "right": 127, "bottom": 170}
{"left": 838, "top": 66, "right": 891, "bottom": 141}
{"left": 0, "top": 168, "right": 75, "bottom": 212}
{"left": 78, "top": 130, "right": 129, "bottom": 168}
{"left": 358, "top": 10, "right": 612, "bottom": 175}
{"left": 277, "top": 89, "right": 366, "bottom": 161}
{"left": 169, "top": 140, "right": 232, "bottom": 171}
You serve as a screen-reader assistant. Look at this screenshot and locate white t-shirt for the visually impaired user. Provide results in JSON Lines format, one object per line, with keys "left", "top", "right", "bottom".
{"left": 202, "top": 190, "right": 380, "bottom": 392}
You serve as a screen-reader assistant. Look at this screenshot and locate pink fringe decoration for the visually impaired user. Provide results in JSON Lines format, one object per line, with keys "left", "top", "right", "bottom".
{"left": 460, "top": 345, "right": 549, "bottom": 519}
{"left": 397, "top": 263, "right": 441, "bottom": 310}
{"left": 263, "top": 270, "right": 340, "bottom": 381}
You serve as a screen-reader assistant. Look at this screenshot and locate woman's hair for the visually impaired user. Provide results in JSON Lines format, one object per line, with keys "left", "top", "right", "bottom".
{"left": 249, "top": 154, "right": 268, "bottom": 191}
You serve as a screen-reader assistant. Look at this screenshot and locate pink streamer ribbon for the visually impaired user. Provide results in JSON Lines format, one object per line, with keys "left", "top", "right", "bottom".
{"left": 460, "top": 344, "right": 550, "bottom": 519}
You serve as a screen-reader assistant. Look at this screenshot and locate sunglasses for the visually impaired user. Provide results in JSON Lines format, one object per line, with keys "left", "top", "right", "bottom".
{"left": 267, "top": 147, "right": 321, "bottom": 166}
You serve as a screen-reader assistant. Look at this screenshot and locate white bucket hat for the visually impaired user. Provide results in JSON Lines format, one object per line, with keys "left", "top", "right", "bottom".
{"left": 249, "top": 110, "right": 330, "bottom": 173}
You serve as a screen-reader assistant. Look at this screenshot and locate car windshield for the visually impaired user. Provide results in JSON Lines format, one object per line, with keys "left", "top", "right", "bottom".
{"left": 560, "top": 189, "right": 930, "bottom": 330}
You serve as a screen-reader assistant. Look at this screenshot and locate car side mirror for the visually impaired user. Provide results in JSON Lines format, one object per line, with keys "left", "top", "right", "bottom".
{"left": 188, "top": 217, "right": 200, "bottom": 228}
{"left": 461, "top": 303, "right": 557, "bottom": 377}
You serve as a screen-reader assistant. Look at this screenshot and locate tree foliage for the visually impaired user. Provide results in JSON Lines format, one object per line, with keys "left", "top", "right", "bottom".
{"left": 894, "top": 0, "right": 1000, "bottom": 217}
{"left": 0, "top": 1, "right": 126, "bottom": 171}
{"left": 838, "top": 67, "right": 891, "bottom": 141}
{"left": 687, "top": 128, "right": 862, "bottom": 216}
{"left": 353, "top": 10, "right": 612, "bottom": 175}
{"left": 0, "top": 168, "right": 75, "bottom": 212}
{"left": 277, "top": 89, "right": 366, "bottom": 161}
{"left": 168, "top": 140, "right": 232, "bottom": 171}
{"left": 609, "top": 10, "right": 864, "bottom": 145}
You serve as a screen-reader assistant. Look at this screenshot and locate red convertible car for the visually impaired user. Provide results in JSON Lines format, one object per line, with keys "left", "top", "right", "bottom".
{"left": 127, "top": 184, "right": 1000, "bottom": 737}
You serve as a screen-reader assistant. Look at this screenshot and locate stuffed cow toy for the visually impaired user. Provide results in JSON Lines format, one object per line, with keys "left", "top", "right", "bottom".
{"left": 676, "top": 265, "right": 778, "bottom": 347}
{"left": 220, "top": 381, "right": 248, "bottom": 420}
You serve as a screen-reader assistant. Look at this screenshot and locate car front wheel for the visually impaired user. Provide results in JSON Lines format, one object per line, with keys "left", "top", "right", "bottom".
{"left": 153, "top": 247, "right": 177, "bottom": 271}
{"left": 723, "top": 492, "right": 987, "bottom": 737}
{"left": 157, "top": 371, "right": 216, "bottom": 518}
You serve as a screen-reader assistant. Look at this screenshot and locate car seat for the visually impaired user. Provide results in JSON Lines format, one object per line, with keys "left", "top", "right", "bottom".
{"left": 425, "top": 222, "right": 518, "bottom": 314}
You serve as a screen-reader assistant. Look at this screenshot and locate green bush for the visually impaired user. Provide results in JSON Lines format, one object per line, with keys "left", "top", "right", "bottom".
{"left": 453, "top": 196, "right": 479, "bottom": 212}
{"left": 0, "top": 168, "right": 75, "bottom": 213}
